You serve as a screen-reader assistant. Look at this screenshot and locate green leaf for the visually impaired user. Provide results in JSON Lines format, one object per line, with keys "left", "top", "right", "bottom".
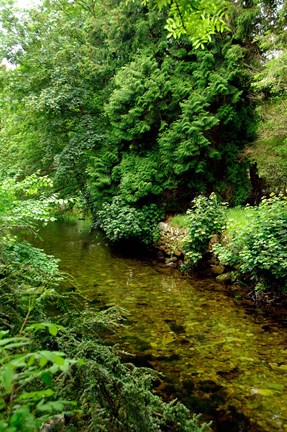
{"left": 37, "top": 400, "right": 66, "bottom": 413}
{"left": 39, "top": 357, "right": 48, "bottom": 368}
{"left": 1, "top": 365, "right": 15, "bottom": 393}
{"left": 54, "top": 355, "right": 65, "bottom": 366}
{"left": 41, "top": 371, "right": 53, "bottom": 386}
{"left": 17, "top": 388, "right": 54, "bottom": 401}
{"left": 48, "top": 324, "right": 58, "bottom": 337}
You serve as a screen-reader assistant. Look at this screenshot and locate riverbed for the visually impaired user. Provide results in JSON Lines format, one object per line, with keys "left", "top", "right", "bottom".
{"left": 32, "top": 221, "right": 287, "bottom": 432}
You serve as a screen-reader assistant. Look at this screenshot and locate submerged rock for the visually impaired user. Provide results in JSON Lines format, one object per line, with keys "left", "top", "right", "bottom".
{"left": 166, "top": 261, "right": 177, "bottom": 268}
{"left": 216, "top": 272, "right": 233, "bottom": 284}
{"left": 211, "top": 264, "right": 225, "bottom": 275}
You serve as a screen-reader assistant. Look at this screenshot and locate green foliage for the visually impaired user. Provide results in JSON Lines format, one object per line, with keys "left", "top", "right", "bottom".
{"left": 0, "top": 173, "right": 65, "bottom": 334}
{"left": 0, "top": 236, "right": 63, "bottom": 333}
{"left": 213, "top": 195, "right": 287, "bottom": 292}
{"left": 0, "top": 173, "right": 58, "bottom": 235}
{"left": 0, "top": 172, "right": 63, "bottom": 294}
{"left": 0, "top": 0, "right": 108, "bottom": 200}
{"left": 0, "top": 329, "right": 77, "bottom": 432}
{"left": 0, "top": 0, "right": 258, "bottom": 214}
{"left": 97, "top": 198, "right": 164, "bottom": 244}
{"left": 3, "top": 241, "right": 63, "bottom": 290}
{"left": 245, "top": 0, "right": 287, "bottom": 191}
{"left": 134, "top": 0, "right": 230, "bottom": 48}
{"left": 101, "top": 35, "right": 255, "bottom": 208}
{"left": 184, "top": 193, "right": 227, "bottom": 266}
{"left": 0, "top": 117, "right": 76, "bottom": 432}
{"left": 114, "top": 152, "right": 167, "bottom": 204}
{"left": 247, "top": 98, "right": 287, "bottom": 191}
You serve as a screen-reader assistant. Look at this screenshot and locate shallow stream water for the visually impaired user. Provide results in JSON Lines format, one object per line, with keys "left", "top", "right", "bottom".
{"left": 33, "top": 221, "right": 287, "bottom": 432}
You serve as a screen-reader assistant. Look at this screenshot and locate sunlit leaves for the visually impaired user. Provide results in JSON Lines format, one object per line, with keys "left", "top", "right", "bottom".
{"left": 0, "top": 172, "right": 59, "bottom": 236}
{"left": 131, "top": 0, "right": 230, "bottom": 48}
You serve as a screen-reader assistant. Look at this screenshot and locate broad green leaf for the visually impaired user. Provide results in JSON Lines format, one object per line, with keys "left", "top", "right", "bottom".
{"left": 1, "top": 365, "right": 15, "bottom": 392}
{"left": 48, "top": 324, "right": 58, "bottom": 337}
{"left": 39, "top": 357, "right": 48, "bottom": 368}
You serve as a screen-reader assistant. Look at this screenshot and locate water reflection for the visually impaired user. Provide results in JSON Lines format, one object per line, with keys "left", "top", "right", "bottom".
{"left": 33, "top": 221, "right": 287, "bottom": 432}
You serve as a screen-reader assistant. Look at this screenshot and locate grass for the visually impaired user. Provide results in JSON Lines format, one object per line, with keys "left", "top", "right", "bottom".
{"left": 168, "top": 214, "right": 189, "bottom": 229}
{"left": 169, "top": 206, "right": 257, "bottom": 233}
{"left": 225, "top": 206, "right": 256, "bottom": 234}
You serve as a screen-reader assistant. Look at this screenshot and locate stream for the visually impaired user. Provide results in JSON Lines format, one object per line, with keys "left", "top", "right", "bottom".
{"left": 32, "top": 220, "right": 287, "bottom": 432}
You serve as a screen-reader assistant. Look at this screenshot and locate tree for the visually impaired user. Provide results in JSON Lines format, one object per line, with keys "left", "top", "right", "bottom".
{"left": 88, "top": 11, "right": 257, "bottom": 211}
{"left": 135, "top": 0, "right": 230, "bottom": 48}
{"left": 0, "top": 0, "right": 262, "bottom": 242}
{"left": 246, "top": 0, "right": 287, "bottom": 191}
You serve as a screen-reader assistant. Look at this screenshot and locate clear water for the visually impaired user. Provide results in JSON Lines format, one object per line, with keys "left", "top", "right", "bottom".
{"left": 33, "top": 221, "right": 287, "bottom": 432}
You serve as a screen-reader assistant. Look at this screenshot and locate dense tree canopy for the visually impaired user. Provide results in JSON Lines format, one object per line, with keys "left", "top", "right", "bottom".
{"left": 0, "top": 0, "right": 286, "bottom": 240}
{"left": 247, "top": 0, "right": 287, "bottom": 190}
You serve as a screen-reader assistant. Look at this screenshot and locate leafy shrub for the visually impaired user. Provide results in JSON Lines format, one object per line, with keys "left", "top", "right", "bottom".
{"left": 0, "top": 329, "right": 77, "bottom": 432}
{"left": 0, "top": 173, "right": 58, "bottom": 237}
{"left": 184, "top": 193, "right": 227, "bottom": 266}
{"left": 97, "top": 198, "right": 164, "bottom": 244}
{"left": 213, "top": 195, "right": 287, "bottom": 292}
{"left": 0, "top": 174, "right": 65, "bottom": 332}
{"left": 3, "top": 241, "right": 63, "bottom": 289}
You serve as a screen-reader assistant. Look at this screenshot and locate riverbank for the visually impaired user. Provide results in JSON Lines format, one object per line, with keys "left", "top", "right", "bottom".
{"left": 155, "top": 221, "right": 224, "bottom": 276}
{"left": 154, "top": 220, "right": 287, "bottom": 310}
